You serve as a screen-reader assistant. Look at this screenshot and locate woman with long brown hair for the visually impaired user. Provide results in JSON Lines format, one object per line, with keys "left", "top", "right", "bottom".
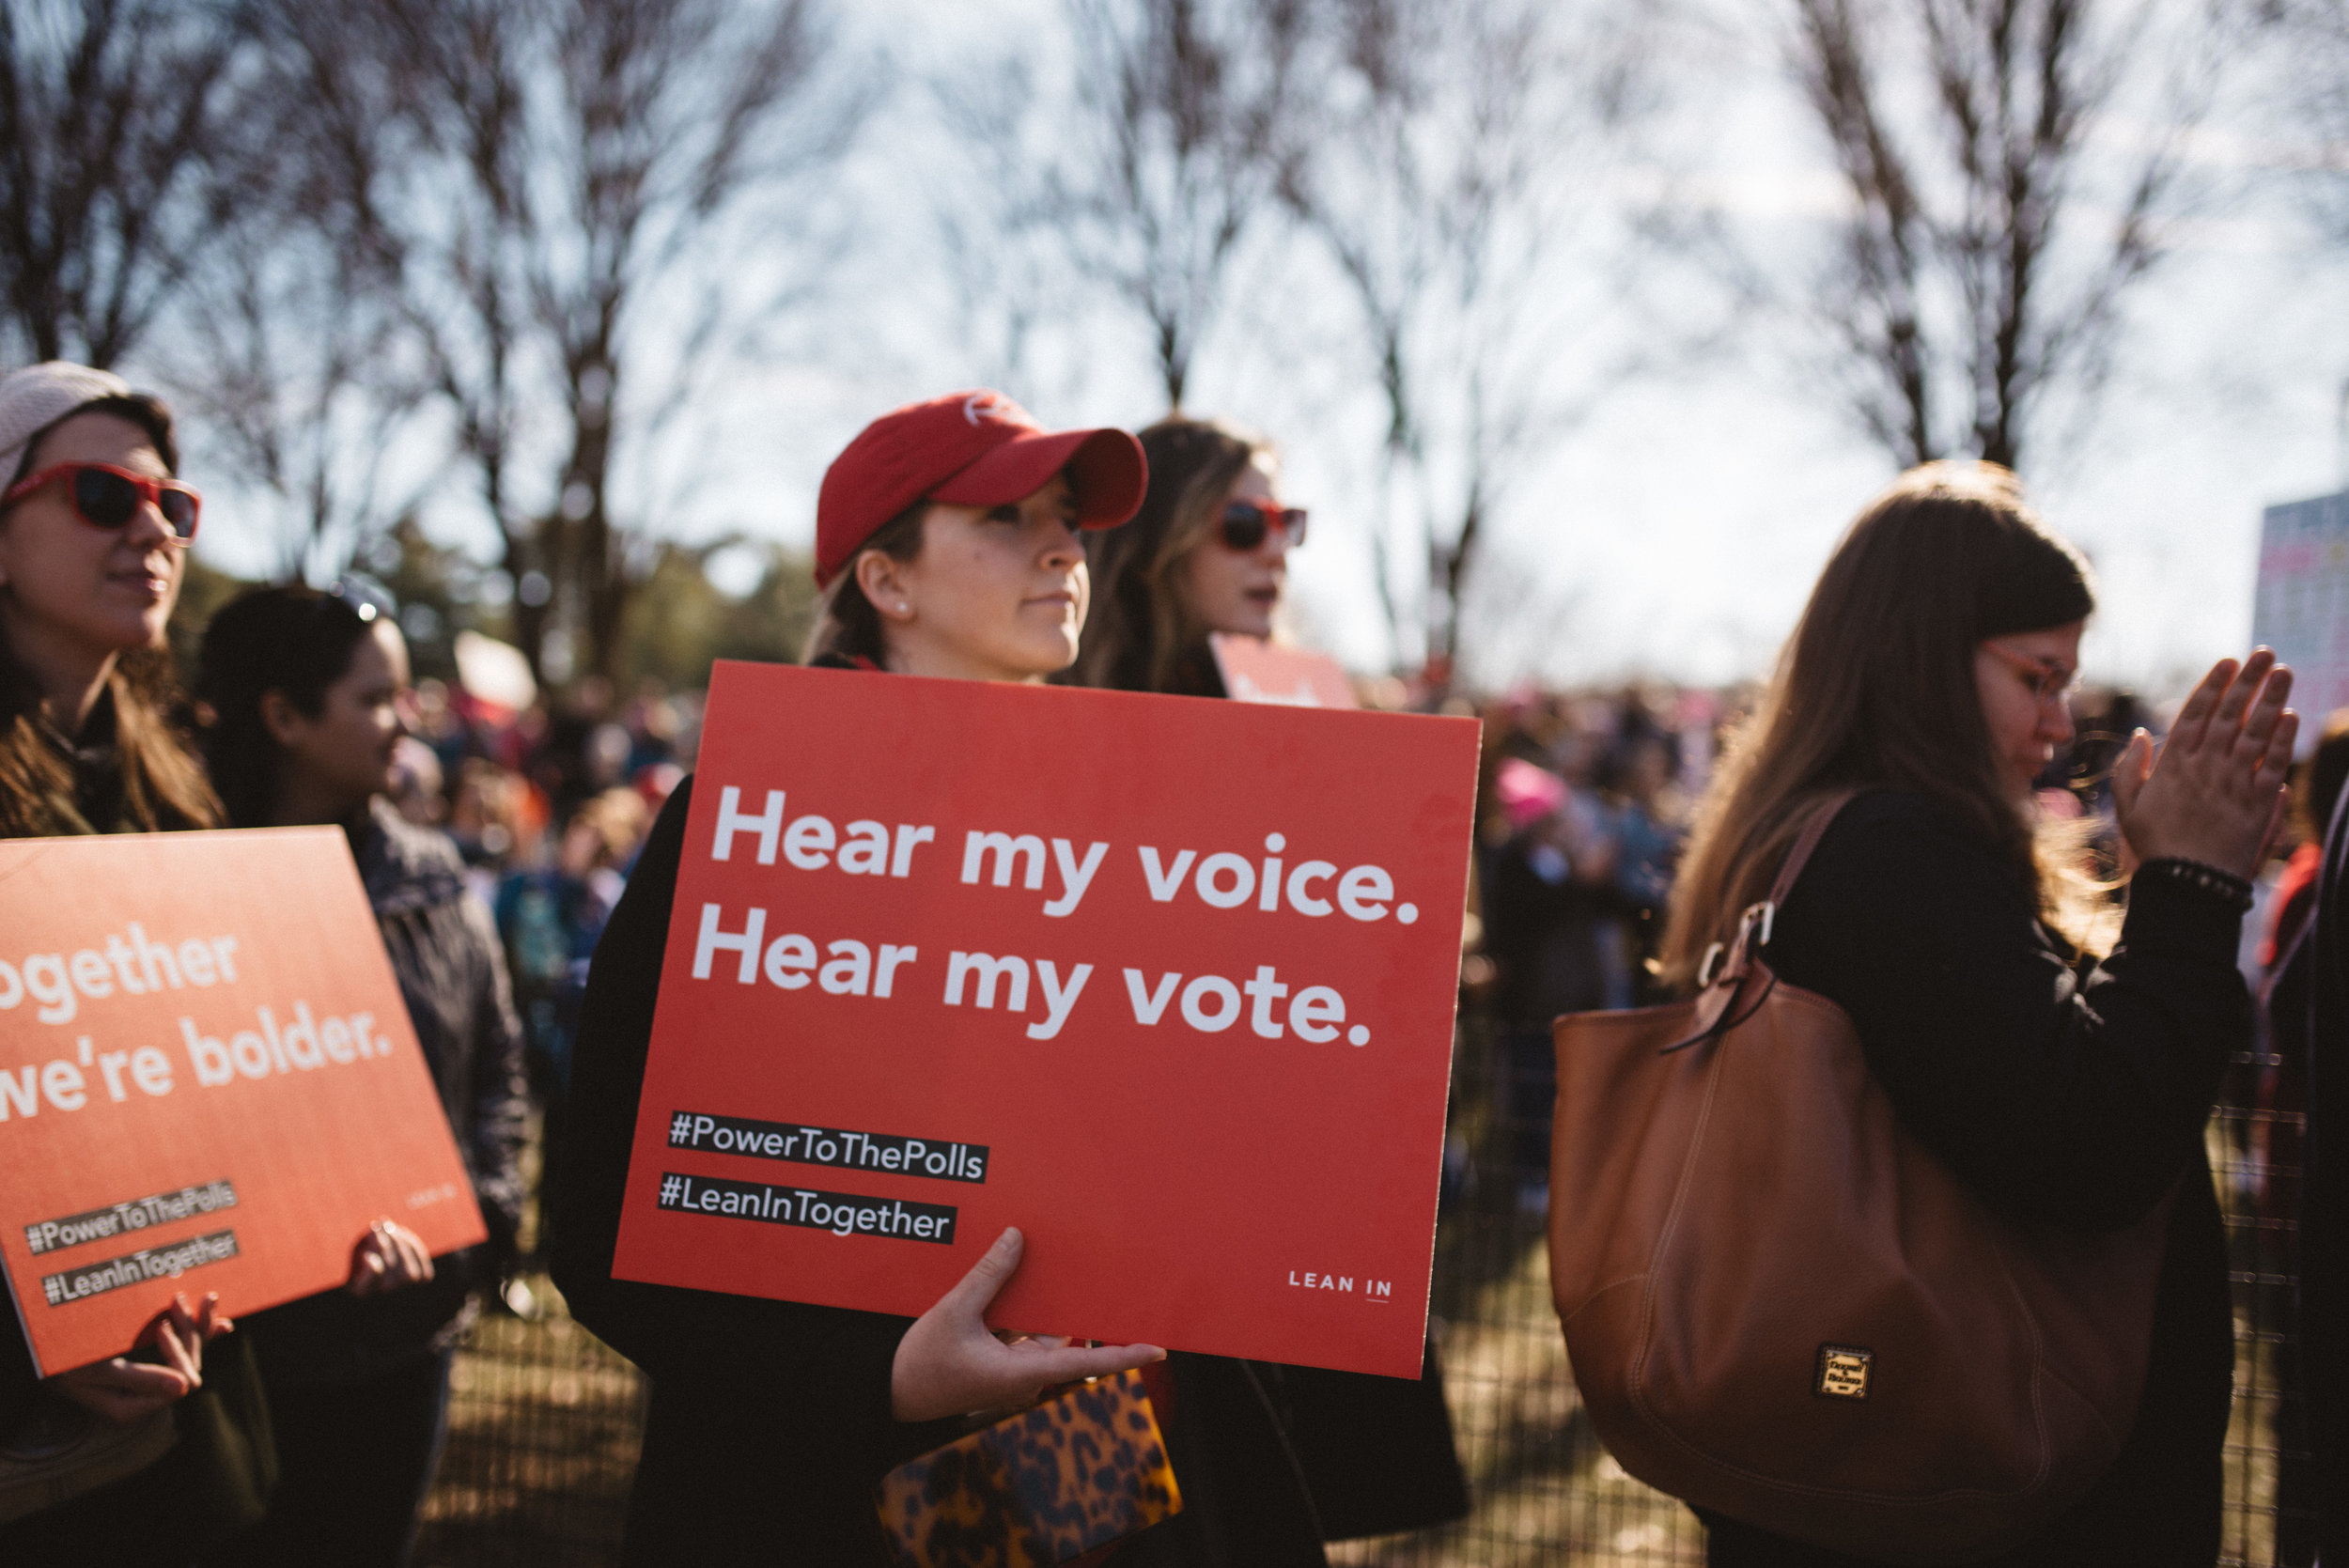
{"left": 1659, "top": 462, "right": 2295, "bottom": 1565}
{"left": 1068, "top": 413, "right": 1469, "bottom": 1547}
{"left": 0, "top": 362, "right": 248, "bottom": 1563}
{"left": 1069, "top": 415, "right": 1301, "bottom": 695}
{"left": 0, "top": 364, "right": 217, "bottom": 837}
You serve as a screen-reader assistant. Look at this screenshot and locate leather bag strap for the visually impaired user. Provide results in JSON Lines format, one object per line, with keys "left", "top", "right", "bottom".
{"left": 1665, "top": 788, "right": 1863, "bottom": 1053}
{"left": 1767, "top": 788, "right": 1861, "bottom": 909}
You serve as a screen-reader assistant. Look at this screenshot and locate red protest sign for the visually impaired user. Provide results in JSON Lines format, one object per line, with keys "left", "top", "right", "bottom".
{"left": 1210, "top": 633, "right": 1358, "bottom": 709}
{"left": 611, "top": 662, "right": 1478, "bottom": 1378}
{"left": 0, "top": 830, "right": 486, "bottom": 1374}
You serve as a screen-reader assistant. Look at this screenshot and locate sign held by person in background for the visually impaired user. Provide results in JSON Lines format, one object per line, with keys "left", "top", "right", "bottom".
{"left": 0, "top": 831, "right": 487, "bottom": 1374}
{"left": 1210, "top": 633, "right": 1358, "bottom": 709}
{"left": 2254, "top": 489, "right": 2349, "bottom": 756}
{"left": 614, "top": 661, "right": 1477, "bottom": 1378}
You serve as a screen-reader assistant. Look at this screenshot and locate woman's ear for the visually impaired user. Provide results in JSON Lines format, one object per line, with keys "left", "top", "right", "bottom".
{"left": 856, "top": 550, "right": 913, "bottom": 621}
{"left": 257, "top": 690, "right": 305, "bottom": 749}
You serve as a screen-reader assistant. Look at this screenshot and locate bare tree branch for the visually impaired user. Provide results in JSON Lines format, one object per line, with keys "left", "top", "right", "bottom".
{"left": 257, "top": 0, "right": 869, "bottom": 681}
{"left": 0, "top": 0, "right": 264, "bottom": 368}
{"left": 943, "top": 0, "right": 1306, "bottom": 413}
{"left": 1280, "top": 0, "right": 1654, "bottom": 684}
{"left": 1782, "top": 0, "right": 2217, "bottom": 471}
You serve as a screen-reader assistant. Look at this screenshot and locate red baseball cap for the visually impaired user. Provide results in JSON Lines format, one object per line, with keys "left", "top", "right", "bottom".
{"left": 814, "top": 390, "right": 1147, "bottom": 586}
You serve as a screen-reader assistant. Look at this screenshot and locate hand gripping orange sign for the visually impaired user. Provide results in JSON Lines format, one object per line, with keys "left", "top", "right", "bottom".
{"left": 0, "top": 829, "right": 485, "bottom": 1374}
{"left": 613, "top": 662, "right": 1479, "bottom": 1378}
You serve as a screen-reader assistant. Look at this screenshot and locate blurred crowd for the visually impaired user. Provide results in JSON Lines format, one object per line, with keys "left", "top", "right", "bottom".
{"left": 354, "top": 644, "right": 2349, "bottom": 1250}
{"left": 379, "top": 675, "right": 697, "bottom": 1258}
{"left": 1452, "top": 676, "right": 2342, "bottom": 1222}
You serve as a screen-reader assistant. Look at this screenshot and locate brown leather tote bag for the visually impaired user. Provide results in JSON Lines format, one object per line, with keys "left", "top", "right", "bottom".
{"left": 1547, "top": 794, "right": 2172, "bottom": 1565}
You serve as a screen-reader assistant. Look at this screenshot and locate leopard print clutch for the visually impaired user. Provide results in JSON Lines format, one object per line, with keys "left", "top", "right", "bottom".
{"left": 876, "top": 1369, "right": 1182, "bottom": 1567}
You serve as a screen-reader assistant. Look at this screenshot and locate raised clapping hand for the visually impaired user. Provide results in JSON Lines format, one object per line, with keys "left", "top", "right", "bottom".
{"left": 347, "top": 1217, "right": 435, "bottom": 1296}
{"left": 51, "top": 1291, "right": 230, "bottom": 1425}
{"left": 890, "top": 1227, "right": 1166, "bottom": 1423}
{"left": 2112, "top": 649, "right": 2298, "bottom": 879}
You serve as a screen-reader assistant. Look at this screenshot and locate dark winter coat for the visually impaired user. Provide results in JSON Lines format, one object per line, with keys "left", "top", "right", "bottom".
{"left": 2302, "top": 785, "right": 2349, "bottom": 1560}
{"left": 1701, "top": 790, "right": 2242, "bottom": 1568}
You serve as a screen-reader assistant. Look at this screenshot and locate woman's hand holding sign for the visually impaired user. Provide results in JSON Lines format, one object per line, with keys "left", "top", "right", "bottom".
{"left": 347, "top": 1217, "right": 435, "bottom": 1296}
{"left": 51, "top": 1291, "right": 230, "bottom": 1424}
{"left": 891, "top": 1228, "right": 1165, "bottom": 1422}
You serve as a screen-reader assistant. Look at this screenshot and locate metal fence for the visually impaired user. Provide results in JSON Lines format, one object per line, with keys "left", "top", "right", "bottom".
{"left": 411, "top": 1017, "right": 2308, "bottom": 1567}
{"left": 412, "top": 1297, "right": 646, "bottom": 1567}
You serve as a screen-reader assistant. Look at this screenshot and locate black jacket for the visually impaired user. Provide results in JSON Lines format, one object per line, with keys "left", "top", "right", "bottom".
{"left": 2304, "top": 787, "right": 2349, "bottom": 1560}
{"left": 1702, "top": 790, "right": 2241, "bottom": 1568}
{"left": 554, "top": 776, "right": 1467, "bottom": 1565}
{"left": 235, "top": 800, "right": 530, "bottom": 1389}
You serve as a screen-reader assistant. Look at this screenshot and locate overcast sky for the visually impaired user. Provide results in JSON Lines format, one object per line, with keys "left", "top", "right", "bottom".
{"left": 185, "top": 0, "right": 2349, "bottom": 701}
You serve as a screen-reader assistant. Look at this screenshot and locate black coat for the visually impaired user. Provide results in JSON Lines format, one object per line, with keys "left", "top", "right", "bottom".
{"left": 552, "top": 775, "right": 1465, "bottom": 1565}
{"left": 1701, "top": 790, "right": 2241, "bottom": 1568}
{"left": 2303, "top": 787, "right": 2349, "bottom": 1560}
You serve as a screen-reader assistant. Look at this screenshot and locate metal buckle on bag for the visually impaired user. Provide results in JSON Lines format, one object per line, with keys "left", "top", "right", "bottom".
{"left": 1700, "top": 904, "right": 1777, "bottom": 992}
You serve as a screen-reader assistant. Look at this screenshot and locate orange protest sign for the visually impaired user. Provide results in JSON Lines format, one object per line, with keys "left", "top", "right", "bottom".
{"left": 612, "top": 662, "right": 1478, "bottom": 1378}
{"left": 0, "top": 830, "right": 485, "bottom": 1374}
{"left": 1210, "top": 633, "right": 1358, "bottom": 708}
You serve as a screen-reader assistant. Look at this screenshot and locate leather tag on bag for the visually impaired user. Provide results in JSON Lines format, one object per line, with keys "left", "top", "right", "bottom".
{"left": 1815, "top": 1343, "right": 1874, "bottom": 1401}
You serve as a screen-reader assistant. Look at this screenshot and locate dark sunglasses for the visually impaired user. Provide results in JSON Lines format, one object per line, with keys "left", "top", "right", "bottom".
{"left": 1220, "top": 499, "right": 1307, "bottom": 551}
{"left": 0, "top": 461, "right": 200, "bottom": 540}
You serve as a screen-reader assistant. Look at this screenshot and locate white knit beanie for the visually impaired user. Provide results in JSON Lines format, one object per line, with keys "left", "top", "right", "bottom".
{"left": 0, "top": 361, "right": 135, "bottom": 490}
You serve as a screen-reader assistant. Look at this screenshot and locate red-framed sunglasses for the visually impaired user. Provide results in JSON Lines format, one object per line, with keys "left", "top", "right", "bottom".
{"left": 0, "top": 462, "right": 200, "bottom": 541}
{"left": 1221, "top": 499, "right": 1307, "bottom": 551}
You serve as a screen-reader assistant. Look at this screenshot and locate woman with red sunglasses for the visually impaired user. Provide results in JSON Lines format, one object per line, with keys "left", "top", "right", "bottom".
{"left": 1068, "top": 415, "right": 1470, "bottom": 1548}
{"left": 0, "top": 362, "right": 211, "bottom": 838}
{"left": 0, "top": 362, "right": 257, "bottom": 1564}
{"left": 1070, "top": 416, "right": 1307, "bottom": 694}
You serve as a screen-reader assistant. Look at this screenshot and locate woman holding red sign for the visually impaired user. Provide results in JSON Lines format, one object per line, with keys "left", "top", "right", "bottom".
{"left": 194, "top": 582, "right": 531, "bottom": 1568}
{"left": 1070, "top": 415, "right": 1301, "bottom": 696}
{"left": 0, "top": 363, "right": 262, "bottom": 1563}
{"left": 554, "top": 393, "right": 1339, "bottom": 1564}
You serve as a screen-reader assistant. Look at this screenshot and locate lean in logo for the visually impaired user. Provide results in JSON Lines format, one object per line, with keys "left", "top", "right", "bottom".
{"left": 1286, "top": 1268, "right": 1393, "bottom": 1299}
